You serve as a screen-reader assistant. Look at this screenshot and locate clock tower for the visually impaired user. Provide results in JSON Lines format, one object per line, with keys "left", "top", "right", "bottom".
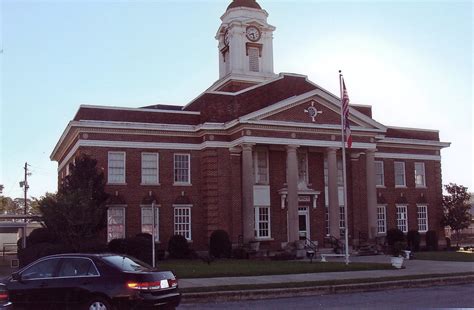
{"left": 216, "top": 0, "right": 277, "bottom": 80}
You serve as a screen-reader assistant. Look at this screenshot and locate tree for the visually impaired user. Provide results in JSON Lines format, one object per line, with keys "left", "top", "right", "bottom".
{"left": 37, "top": 154, "right": 109, "bottom": 248}
{"left": 441, "top": 183, "right": 472, "bottom": 246}
{"left": 0, "top": 196, "right": 20, "bottom": 214}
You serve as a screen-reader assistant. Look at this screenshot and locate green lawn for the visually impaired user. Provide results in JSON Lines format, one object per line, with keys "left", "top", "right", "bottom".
{"left": 157, "top": 259, "right": 392, "bottom": 278}
{"left": 414, "top": 251, "right": 474, "bottom": 262}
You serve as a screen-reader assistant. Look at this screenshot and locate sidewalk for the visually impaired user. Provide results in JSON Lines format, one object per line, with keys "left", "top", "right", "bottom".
{"left": 178, "top": 255, "right": 474, "bottom": 289}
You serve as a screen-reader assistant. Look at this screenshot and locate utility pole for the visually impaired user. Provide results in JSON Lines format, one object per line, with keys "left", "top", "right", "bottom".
{"left": 22, "top": 162, "right": 30, "bottom": 215}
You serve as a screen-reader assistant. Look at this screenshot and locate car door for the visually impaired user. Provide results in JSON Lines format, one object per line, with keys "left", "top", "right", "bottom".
{"left": 54, "top": 257, "right": 101, "bottom": 308}
{"left": 7, "top": 257, "right": 61, "bottom": 309}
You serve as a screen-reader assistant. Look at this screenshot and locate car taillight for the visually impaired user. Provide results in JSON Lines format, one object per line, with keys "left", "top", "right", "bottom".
{"left": 127, "top": 279, "right": 176, "bottom": 291}
{"left": 0, "top": 292, "right": 8, "bottom": 302}
{"left": 168, "top": 278, "right": 178, "bottom": 288}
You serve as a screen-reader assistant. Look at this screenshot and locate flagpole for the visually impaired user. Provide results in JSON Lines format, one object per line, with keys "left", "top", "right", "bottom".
{"left": 339, "top": 70, "right": 350, "bottom": 265}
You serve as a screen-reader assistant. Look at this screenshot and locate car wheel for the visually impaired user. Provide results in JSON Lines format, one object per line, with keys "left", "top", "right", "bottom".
{"left": 85, "top": 297, "right": 113, "bottom": 310}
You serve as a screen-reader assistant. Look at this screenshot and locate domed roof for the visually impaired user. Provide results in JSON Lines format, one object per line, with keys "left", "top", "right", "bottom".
{"left": 226, "top": 0, "right": 262, "bottom": 11}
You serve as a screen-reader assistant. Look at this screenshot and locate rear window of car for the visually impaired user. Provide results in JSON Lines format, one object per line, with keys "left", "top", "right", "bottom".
{"left": 102, "top": 255, "right": 153, "bottom": 272}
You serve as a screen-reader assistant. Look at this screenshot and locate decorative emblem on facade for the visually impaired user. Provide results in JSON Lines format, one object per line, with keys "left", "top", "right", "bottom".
{"left": 304, "top": 101, "right": 322, "bottom": 122}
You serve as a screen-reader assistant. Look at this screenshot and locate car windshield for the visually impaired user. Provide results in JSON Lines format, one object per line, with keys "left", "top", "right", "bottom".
{"left": 102, "top": 255, "right": 153, "bottom": 272}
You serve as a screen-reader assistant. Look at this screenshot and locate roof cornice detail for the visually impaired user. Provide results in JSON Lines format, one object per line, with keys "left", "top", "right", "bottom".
{"left": 78, "top": 104, "right": 200, "bottom": 115}
{"left": 378, "top": 137, "right": 450, "bottom": 148}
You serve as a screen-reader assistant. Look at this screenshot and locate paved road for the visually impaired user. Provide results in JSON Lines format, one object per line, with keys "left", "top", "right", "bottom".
{"left": 178, "top": 284, "right": 474, "bottom": 309}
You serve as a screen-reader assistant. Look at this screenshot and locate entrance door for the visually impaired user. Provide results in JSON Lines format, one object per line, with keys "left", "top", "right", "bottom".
{"left": 298, "top": 207, "right": 310, "bottom": 240}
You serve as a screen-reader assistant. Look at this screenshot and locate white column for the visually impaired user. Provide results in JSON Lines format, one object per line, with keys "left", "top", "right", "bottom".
{"left": 241, "top": 143, "right": 255, "bottom": 242}
{"left": 366, "top": 149, "right": 377, "bottom": 239}
{"left": 327, "top": 147, "right": 340, "bottom": 238}
{"left": 286, "top": 145, "right": 299, "bottom": 243}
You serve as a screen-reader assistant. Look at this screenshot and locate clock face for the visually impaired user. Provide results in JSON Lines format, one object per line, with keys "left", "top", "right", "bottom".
{"left": 224, "top": 29, "right": 230, "bottom": 46}
{"left": 246, "top": 26, "right": 261, "bottom": 42}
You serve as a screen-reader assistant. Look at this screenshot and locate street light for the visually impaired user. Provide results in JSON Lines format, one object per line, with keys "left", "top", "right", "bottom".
{"left": 151, "top": 201, "right": 156, "bottom": 268}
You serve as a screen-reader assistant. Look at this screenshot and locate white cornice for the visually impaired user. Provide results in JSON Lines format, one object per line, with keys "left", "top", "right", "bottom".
{"left": 375, "top": 152, "right": 441, "bottom": 161}
{"left": 57, "top": 138, "right": 376, "bottom": 171}
{"left": 78, "top": 104, "right": 200, "bottom": 115}
{"left": 379, "top": 138, "right": 450, "bottom": 148}
{"left": 387, "top": 125, "right": 440, "bottom": 133}
{"left": 242, "top": 119, "right": 384, "bottom": 133}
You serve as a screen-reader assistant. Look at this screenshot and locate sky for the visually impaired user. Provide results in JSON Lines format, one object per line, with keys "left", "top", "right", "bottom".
{"left": 0, "top": 0, "right": 472, "bottom": 199}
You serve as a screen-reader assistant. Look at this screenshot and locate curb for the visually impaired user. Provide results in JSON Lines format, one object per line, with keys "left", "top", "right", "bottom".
{"left": 181, "top": 275, "right": 474, "bottom": 303}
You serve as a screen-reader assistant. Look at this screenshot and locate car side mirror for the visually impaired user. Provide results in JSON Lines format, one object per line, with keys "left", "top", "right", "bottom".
{"left": 11, "top": 272, "right": 22, "bottom": 282}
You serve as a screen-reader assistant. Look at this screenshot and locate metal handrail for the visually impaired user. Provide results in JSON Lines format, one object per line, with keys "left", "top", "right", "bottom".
{"left": 304, "top": 238, "right": 319, "bottom": 252}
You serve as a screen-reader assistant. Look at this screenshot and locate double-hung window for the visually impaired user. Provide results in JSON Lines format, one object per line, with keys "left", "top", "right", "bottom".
{"left": 108, "top": 152, "right": 126, "bottom": 184}
{"left": 414, "top": 162, "right": 426, "bottom": 187}
{"left": 297, "top": 152, "right": 308, "bottom": 185}
{"left": 376, "top": 205, "right": 387, "bottom": 234}
{"left": 396, "top": 205, "right": 408, "bottom": 233}
{"left": 394, "top": 162, "right": 406, "bottom": 187}
{"left": 141, "top": 206, "right": 159, "bottom": 242}
{"left": 174, "top": 154, "right": 191, "bottom": 184}
{"left": 141, "top": 153, "right": 159, "bottom": 185}
{"left": 254, "top": 149, "right": 268, "bottom": 184}
{"left": 375, "top": 161, "right": 384, "bottom": 187}
{"left": 107, "top": 206, "right": 125, "bottom": 242}
{"left": 417, "top": 205, "right": 428, "bottom": 232}
{"left": 173, "top": 205, "right": 192, "bottom": 240}
{"left": 255, "top": 206, "right": 270, "bottom": 238}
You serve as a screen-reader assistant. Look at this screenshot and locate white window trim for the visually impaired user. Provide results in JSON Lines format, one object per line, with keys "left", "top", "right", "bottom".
{"left": 107, "top": 205, "right": 126, "bottom": 242}
{"left": 108, "top": 151, "right": 126, "bottom": 185}
{"left": 414, "top": 162, "right": 426, "bottom": 188}
{"left": 417, "top": 204, "right": 429, "bottom": 233}
{"left": 376, "top": 204, "right": 387, "bottom": 235}
{"left": 396, "top": 204, "right": 408, "bottom": 233}
{"left": 394, "top": 161, "right": 406, "bottom": 188}
{"left": 141, "top": 153, "right": 160, "bottom": 185}
{"left": 173, "top": 153, "right": 191, "bottom": 185}
{"left": 375, "top": 161, "right": 385, "bottom": 187}
{"left": 140, "top": 204, "right": 160, "bottom": 242}
{"left": 173, "top": 204, "right": 192, "bottom": 241}
{"left": 254, "top": 206, "right": 271, "bottom": 239}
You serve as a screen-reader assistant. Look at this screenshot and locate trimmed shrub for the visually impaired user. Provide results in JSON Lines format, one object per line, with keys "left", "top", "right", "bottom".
{"left": 135, "top": 233, "right": 153, "bottom": 241}
{"left": 18, "top": 242, "right": 73, "bottom": 268}
{"left": 108, "top": 238, "right": 127, "bottom": 254}
{"left": 407, "top": 230, "right": 421, "bottom": 252}
{"left": 125, "top": 236, "right": 153, "bottom": 264}
{"left": 168, "top": 235, "right": 189, "bottom": 259}
{"left": 425, "top": 230, "right": 439, "bottom": 251}
{"left": 18, "top": 227, "right": 57, "bottom": 249}
{"left": 108, "top": 236, "right": 156, "bottom": 265}
{"left": 76, "top": 239, "right": 108, "bottom": 253}
{"left": 232, "top": 248, "right": 249, "bottom": 259}
{"left": 386, "top": 228, "right": 405, "bottom": 246}
{"left": 209, "top": 230, "right": 232, "bottom": 258}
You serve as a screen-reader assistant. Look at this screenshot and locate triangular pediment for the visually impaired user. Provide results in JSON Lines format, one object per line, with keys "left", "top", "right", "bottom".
{"left": 239, "top": 88, "right": 386, "bottom": 132}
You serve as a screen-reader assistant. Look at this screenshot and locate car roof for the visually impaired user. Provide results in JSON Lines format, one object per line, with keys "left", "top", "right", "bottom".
{"left": 43, "top": 253, "right": 122, "bottom": 259}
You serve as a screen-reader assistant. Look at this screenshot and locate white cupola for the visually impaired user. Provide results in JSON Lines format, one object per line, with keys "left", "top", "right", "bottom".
{"left": 216, "top": 0, "right": 277, "bottom": 80}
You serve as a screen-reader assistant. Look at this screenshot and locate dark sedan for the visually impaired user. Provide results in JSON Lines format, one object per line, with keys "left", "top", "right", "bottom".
{"left": 2, "top": 253, "right": 180, "bottom": 310}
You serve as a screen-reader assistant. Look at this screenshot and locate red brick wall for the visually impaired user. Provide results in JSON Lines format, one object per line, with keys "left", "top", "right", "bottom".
{"left": 58, "top": 139, "right": 445, "bottom": 251}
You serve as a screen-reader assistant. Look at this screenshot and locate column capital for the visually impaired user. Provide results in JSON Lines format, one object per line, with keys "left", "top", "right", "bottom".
{"left": 326, "top": 147, "right": 338, "bottom": 154}
{"left": 229, "top": 147, "right": 242, "bottom": 155}
{"left": 241, "top": 143, "right": 255, "bottom": 152}
{"left": 285, "top": 144, "right": 299, "bottom": 152}
{"left": 365, "top": 148, "right": 377, "bottom": 155}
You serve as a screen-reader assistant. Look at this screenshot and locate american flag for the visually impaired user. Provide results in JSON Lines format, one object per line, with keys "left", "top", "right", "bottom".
{"left": 341, "top": 78, "right": 352, "bottom": 148}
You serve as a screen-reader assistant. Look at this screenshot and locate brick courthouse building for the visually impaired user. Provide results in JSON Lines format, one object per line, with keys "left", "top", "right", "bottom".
{"left": 51, "top": 0, "right": 450, "bottom": 251}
